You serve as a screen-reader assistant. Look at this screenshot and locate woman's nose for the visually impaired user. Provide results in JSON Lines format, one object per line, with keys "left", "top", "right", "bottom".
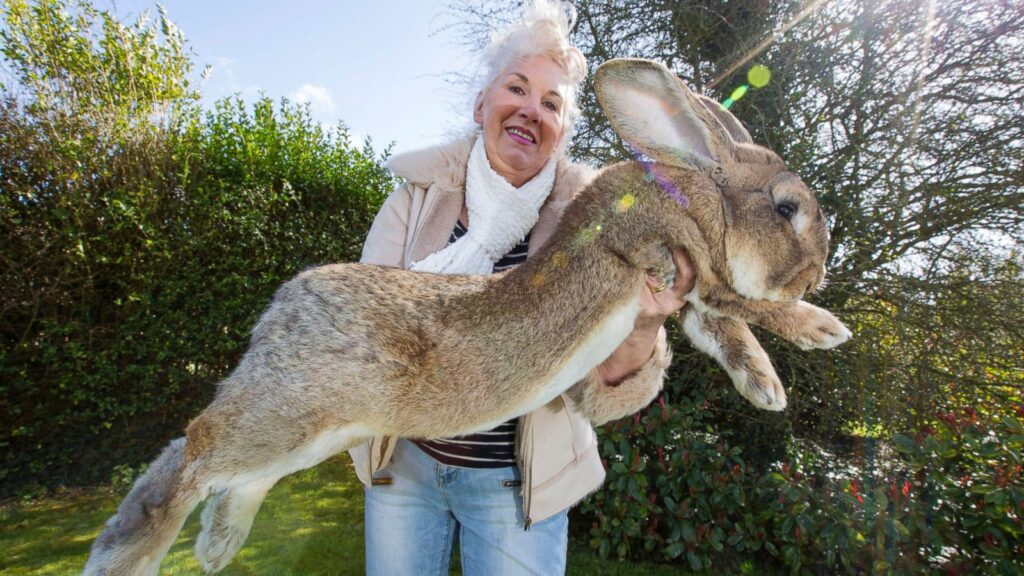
{"left": 518, "top": 101, "right": 540, "bottom": 123}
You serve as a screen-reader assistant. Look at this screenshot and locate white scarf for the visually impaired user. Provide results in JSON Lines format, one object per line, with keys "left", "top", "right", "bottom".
{"left": 411, "top": 135, "right": 557, "bottom": 275}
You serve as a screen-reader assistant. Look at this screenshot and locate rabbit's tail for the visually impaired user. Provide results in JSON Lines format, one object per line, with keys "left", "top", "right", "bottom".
{"left": 84, "top": 437, "right": 205, "bottom": 576}
{"left": 194, "top": 478, "right": 275, "bottom": 572}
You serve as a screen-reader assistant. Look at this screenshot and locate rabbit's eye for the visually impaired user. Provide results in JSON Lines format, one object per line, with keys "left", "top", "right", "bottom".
{"left": 776, "top": 202, "right": 797, "bottom": 220}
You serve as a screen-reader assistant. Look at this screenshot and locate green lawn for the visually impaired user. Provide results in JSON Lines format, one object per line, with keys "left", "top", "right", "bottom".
{"left": 1, "top": 456, "right": 685, "bottom": 575}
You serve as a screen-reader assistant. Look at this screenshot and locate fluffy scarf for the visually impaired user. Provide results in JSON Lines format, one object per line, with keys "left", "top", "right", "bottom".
{"left": 411, "top": 135, "right": 556, "bottom": 274}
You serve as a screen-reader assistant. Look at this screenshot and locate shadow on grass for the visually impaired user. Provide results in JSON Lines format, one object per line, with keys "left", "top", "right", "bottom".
{"left": 1, "top": 456, "right": 366, "bottom": 576}
{"left": 1, "top": 488, "right": 120, "bottom": 576}
{"left": 2, "top": 455, "right": 699, "bottom": 576}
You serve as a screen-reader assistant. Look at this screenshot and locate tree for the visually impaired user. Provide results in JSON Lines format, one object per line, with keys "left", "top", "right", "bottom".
{"left": 446, "top": 0, "right": 1024, "bottom": 443}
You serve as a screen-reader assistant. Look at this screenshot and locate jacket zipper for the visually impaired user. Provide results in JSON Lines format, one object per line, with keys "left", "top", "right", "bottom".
{"left": 519, "top": 414, "right": 534, "bottom": 530}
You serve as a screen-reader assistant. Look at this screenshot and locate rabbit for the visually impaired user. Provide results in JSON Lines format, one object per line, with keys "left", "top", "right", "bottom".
{"left": 83, "top": 58, "right": 849, "bottom": 576}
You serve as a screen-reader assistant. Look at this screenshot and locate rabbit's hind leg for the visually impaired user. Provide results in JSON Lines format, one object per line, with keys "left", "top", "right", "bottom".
{"left": 195, "top": 478, "right": 275, "bottom": 573}
{"left": 193, "top": 423, "right": 373, "bottom": 573}
{"left": 84, "top": 438, "right": 207, "bottom": 576}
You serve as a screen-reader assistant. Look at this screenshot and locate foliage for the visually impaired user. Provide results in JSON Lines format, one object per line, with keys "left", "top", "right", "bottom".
{"left": 576, "top": 362, "right": 1024, "bottom": 574}
{"left": 888, "top": 408, "right": 1024, "bottom": 574}
{"left": 107, "top": 462, "right": 147, "bottom": 495}
{"left": 0, "top": 0, "right": 396, "bottom": 495}
{"left": 578, "top": 363, "right": 751, "bottom": 572}
{"left": 0, "top": 0, "right": 198, "bottom": 129}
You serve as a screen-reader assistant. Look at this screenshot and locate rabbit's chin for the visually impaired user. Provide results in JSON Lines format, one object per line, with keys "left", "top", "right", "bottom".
{"left": 781, "top": 263, "right": 826, "bottom": 300}
{"left": 759, "top": 264, "right": 826, "bottom": 302}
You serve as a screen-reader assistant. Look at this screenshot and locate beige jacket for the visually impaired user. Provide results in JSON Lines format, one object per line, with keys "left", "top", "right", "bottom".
{"left": 348, "top": 135, "right": 672, "bottom": 524}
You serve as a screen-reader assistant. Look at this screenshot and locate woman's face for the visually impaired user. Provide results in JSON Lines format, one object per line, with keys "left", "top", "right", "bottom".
{"left": 474, "top": 55, "right": 570, "bottom": 187}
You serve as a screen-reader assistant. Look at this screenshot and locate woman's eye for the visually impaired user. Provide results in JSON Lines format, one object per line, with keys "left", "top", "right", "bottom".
{"left": 543, "top": 100, "right": 558, "bottom": 112}
{"left": 509, "top": 85, "right": 526, "bottom": 95}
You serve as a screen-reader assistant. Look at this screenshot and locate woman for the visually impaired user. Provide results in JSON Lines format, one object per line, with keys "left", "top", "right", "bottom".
{"left": 349, "top": 2, "right": 694, "bottom": 574}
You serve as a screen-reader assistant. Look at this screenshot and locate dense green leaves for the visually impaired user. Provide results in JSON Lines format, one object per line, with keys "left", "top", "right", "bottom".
{"left": 0, "top": 0, "right": 395, "bottom": 495}
{"left": 576, "top": 359, "right": 1024, "bottom": 573}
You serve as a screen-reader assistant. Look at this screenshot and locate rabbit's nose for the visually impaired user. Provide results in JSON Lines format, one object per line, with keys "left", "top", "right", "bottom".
{"left": 788, "top": 264, "right": 822, "bottom": 297}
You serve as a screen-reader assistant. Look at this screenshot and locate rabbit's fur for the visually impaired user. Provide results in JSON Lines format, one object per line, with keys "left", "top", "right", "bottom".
{"left": 83, "top": 59, "right": 849, "bottom": 575}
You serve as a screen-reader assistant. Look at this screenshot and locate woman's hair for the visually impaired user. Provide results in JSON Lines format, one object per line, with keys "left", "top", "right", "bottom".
{"left": 478, "top": 0, "right": 587, "bottom": 149}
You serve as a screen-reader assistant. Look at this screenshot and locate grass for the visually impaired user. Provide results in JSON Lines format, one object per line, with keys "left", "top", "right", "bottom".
{"left": 1, "top": 455, "right": 687, "bottom": 575}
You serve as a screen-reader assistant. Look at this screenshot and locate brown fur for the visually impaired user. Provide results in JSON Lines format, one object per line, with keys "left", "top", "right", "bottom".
{"left": 83, "top": 59, "right": 849, "bottom": 575}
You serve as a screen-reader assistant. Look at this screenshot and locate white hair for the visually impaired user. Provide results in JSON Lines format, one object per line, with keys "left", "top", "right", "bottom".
{"left": 476, "top": 0, "right": 587, "bottom": 149}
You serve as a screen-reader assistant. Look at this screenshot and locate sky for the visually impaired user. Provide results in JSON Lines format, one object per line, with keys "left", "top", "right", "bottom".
{"left": 110, "top": 0, "right": 478, "bottom": 154}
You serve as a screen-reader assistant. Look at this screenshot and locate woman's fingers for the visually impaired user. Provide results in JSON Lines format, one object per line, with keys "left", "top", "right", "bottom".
{"left": 643, "top": 278, "right": 684, "bottom": 317}
{"left": 646, "top": 274, "right": 668, "bottom": 293}
{"left": 636, "top": 247, "right": 696, "bottom": 326}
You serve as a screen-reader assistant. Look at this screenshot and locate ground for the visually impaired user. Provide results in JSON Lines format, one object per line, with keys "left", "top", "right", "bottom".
{"left": 1, "top": 456, "right": 687, "bottom": 575}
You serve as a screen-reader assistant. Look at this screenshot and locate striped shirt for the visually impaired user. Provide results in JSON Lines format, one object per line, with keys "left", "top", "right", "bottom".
{"left": 412, "top": 218, "right": 529, "bottom": 468}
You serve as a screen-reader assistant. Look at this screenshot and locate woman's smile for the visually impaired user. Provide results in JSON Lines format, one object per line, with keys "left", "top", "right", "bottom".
{"left": 506, "top": 126, "right": 537, "bottom": 145}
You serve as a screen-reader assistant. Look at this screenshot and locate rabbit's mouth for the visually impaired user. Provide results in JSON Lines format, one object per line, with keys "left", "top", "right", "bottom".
{"left": 781, "top": 264, "right": 825, "bottom": 299}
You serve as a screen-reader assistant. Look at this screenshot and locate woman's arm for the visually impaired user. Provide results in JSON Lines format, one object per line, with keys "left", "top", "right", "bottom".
{"left": 598, "top": 248, "right": 695, "bottom": 384}
{"left": 566, "top": 248, "right": 695, "bottom": 425}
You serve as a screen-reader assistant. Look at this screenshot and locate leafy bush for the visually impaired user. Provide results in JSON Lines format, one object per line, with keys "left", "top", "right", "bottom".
{"left": 577, "top": 362, "right": 1024, "bottom": 574}
{"left": 577, "top": 352, "right": 771, "bottom": 573}
{"left": 0, "top": 0, "right": 396, "bottom": 495}
{"left": 109, "top": 462, "right": 148, "bottom": 495}
{"left": 888, "top": 409, "right": 1024, "bottom": 574}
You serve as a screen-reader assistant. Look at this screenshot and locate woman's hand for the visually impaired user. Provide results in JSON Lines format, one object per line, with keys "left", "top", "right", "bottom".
{"left": 597, "top": 248, "right": 696, "bottom": 385}
{"left": 634, "top": 247, "right": 696, "bottom": 333}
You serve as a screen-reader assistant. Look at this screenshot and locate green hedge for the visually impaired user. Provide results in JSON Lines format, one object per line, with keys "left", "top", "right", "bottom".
{"left": 0, "top": 95, "right": 395, "bottom": 495}
{"left": 0, "top": 0, "right": 398, "bottom": 496}
{"left": 576, "top": 346, "right": 1024, "bottom": 574}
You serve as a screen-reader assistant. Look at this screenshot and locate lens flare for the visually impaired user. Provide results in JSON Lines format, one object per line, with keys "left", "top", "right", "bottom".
{"left": 748, "top": 64, "right": 771, "bottom": 88}
{"left": 616, "top": 193, "right": 636, "bottom": 213}
{"left": 628, "top": 145, "right": 690, "bottom": 208}
{"left": 574, "top": 224, "right": 601, "bottom": 247}
{"left": 707, "top": 0, "right": 828, "bottom": 91}
{"left": 552, "top": 251, "right": 568, "bottom": 268}
{"left": 721, "top": 64, "right": 772, "bottom": 110}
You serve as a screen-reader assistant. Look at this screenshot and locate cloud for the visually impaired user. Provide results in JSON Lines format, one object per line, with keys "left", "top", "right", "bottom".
{"left": 291, "top": 84, "right": 336, "bottom": 115}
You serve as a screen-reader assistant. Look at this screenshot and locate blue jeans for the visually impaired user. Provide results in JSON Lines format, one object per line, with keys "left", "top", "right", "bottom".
{"left": 364, "top": 439, "right": 568, "bottom": 575}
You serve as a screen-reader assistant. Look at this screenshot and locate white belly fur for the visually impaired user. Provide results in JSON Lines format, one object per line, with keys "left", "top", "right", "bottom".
{"left": 213, "top": 424, "right": 374, "bottom": 491}
{"left": 471, "top": 292, "right": 643, "bottom": 432}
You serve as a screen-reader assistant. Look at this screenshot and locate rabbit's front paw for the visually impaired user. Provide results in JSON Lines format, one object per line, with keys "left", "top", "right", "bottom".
{"left": 790, "top": 302, "right": 852, "bottom": 350}
{"left": 732, "top": 355, "right": 787, "bottom": 411}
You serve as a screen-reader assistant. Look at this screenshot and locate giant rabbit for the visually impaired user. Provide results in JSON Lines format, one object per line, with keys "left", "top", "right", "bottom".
{"left": 84, "top": 58, "right": 850, "bottom": 575}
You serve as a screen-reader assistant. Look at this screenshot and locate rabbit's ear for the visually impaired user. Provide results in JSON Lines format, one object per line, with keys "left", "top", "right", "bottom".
{"left": 696, "top": 95, "right": 753, "bottom": 144}
{"left": 595, "top": 59, "right": 734, "bottom": 170}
